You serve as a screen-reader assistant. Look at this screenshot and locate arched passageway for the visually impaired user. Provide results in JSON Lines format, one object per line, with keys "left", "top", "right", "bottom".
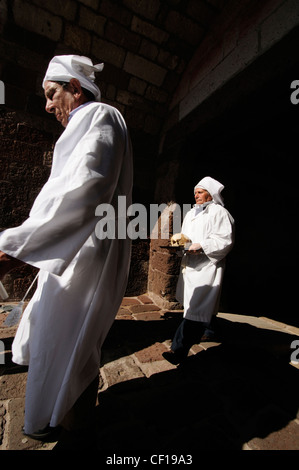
{"left": 152, "top": 26, "right": 299, "bottom": 326}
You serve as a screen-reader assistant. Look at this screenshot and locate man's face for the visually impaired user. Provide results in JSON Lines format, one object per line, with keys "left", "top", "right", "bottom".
{"left": 194, "top": 188, "right": 212, "bottom": 205}
{"left": 44, "top": 80, "right": 76, "bottom": 127}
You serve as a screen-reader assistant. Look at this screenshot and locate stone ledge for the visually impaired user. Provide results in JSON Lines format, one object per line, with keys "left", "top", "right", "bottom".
{"left": 134, "top": 342, "right": 168, "bottom": 363}
{"left": 128, "top": 304, "right": 161, "bottom": 314}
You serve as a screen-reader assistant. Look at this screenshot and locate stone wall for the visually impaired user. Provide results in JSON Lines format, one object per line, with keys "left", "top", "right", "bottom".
{"left": 164, "top": 0, "right": 299, "bottom": 132}
{"left": 0, "top": 109, "right": 56, "bottom": 298}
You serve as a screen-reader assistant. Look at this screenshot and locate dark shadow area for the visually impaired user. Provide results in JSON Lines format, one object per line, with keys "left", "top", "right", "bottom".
{"left": 100, "top": 312, "right": 183, "bottom": 366}
{"left": 54, "top": 316, "right": 299, "bottom": 451}
{"left": 93, "top": 349, "right": 298, "bottom": 451}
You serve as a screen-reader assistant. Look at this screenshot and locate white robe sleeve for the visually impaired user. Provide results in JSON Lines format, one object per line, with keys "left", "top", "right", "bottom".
{"left": 0, "top": 105, "right": 128, "bottom": 275}
{"left": 199, "top": 207, "right": 234, "bottom": 264}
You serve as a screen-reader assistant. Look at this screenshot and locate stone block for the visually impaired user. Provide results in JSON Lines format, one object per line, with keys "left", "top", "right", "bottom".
{"left": 92, "top": 37, "right": 126, "bottom": 68}
{"left": 115, "top": 307, "right": 133, "bottom": 320}
{"left": 79, "top": 6, "right": 106, "bottom": 36}
{"left": 99, "top": 0, "right": 132, "bottom": 27}
{"left": 102, "top": 356, "right": 144, "bottom": 387}
{"left": 145, "top": 85, "right": 169, "bottom": 103}
{"left": 157, "top": 49, "right": 180, "bottom": 71}
{"left": 139, "top": 39, "right": 159, "bottom": 61}
{"left": 148, "top": 266, "right": 178, "bottom": 300}
{"left": 137, "top": 359, "right": 177, "bottom": 377}
{"left": 137, "top": 295, "right": 153, "bottom": 304}
{"left": 132, "top": 311, "right": 162, "bottom": 321}
{"left": 149, "top": 250, "right": 181, "bottom": 276}
{"left": 79, "top": 0, "right": 99, "bottom": 9}
{"left": 126, "top": 239, "right": 149, "bottom": 296}
{"left": 0, "top": 371, "right": 27, "bottom": 400}
{"left": 106, "top": 21, "right": 140, "bottom": 53}
{"left": 121, "top": 297, "right": 141, "bottom": 306}
{"left": 2, "top": 398, "right": 53, "bottom": 450}
{"left": 31, "top": 0, "right": 77, "bottom": 21}
{"left": 13, "top": 0, "right": 62, "bottom": 41}
{"left": 128, "top": 77, "right": 147, "bottom": 96}
{"left": 131, "top": 16, "right": 168, "bottom": 44}
{"left": 124, "top": 0, "right": 160, "bottom": 21}
{"left": 0, "top": 0, "right": 8, "bottom": 34}
{"left": 64, "top": 24, "right": 91, "bottom": 54}
{"left": 124, "top": 52, "right": 167, "bottom": 86}
{"left": 128, "top": 303, "right": 160, "bottom": 314}
{"left": 116, "top": 89, "right": 144, "bottom": 108}
{"left": 134, "top": 342, "right": 168, "bottom": 363}
{"left": 100, "top": 63, "right": 130, "bottom": 90}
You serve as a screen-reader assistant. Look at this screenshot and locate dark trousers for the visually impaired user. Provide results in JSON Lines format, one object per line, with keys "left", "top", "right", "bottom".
{"left": 172, "top": 318, "right": 205, "bottom": 357}
{"left": 61, "top": 375, "right": 99, "bottom": 431}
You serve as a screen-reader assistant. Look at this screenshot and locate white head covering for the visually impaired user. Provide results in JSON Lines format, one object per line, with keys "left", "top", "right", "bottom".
{"left": 42, "top": 55, "right": 104, "bottom": 101}
{"left": 194, "top": 176, "right": 225, "bottom": 206}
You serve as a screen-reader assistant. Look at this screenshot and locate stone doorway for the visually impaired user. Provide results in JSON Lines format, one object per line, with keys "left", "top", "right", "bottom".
{"left": 148, "top": 28, "right": 299, "bottom": 327}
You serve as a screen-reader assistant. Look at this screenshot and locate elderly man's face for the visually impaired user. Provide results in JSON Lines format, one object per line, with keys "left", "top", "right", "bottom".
{"left": 194, "top": 188, "right": 212, "bottom": 205}
{"left": 44, "top": 80, "right": 76, "bottom": 127}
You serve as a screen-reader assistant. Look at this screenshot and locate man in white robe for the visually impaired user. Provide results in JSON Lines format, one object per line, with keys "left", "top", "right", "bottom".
{"left": 0, "top": 55, "right": 133, "bottom": 438}
{"left": 163, "top": 177, "right": 234, "bottom": 365}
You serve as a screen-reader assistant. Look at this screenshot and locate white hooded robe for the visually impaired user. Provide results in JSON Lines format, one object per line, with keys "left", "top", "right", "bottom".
{"left": 0, "top": 102, "right": 133, "bottom": 433}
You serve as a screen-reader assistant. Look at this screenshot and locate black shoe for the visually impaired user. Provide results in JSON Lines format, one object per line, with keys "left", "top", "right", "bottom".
{"left": 23, "top": 424, "right": 61, "bottom": 441}
{"left": 162, "top": 350, "right": 186, "bottom": 365}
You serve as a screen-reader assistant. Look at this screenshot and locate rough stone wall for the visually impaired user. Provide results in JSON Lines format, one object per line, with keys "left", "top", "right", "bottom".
{"left": 0, "top": 0, "right": 212, "bottom": 134}
{"left": 0, "top": 0, "right": 227, "bottom": 209}
{"left": 0, "top": 111, "right": 57, "bottom": 229}
{"left": 0, "top": 109, "right": 56, "bottom": 298}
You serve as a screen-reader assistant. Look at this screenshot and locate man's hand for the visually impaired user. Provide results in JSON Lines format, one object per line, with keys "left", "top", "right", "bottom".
{"left": 0, "top": 251, "right": 25, "bottom": 280}
{"left": 187, "top": 243, "right": 203, "bottom": 254}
